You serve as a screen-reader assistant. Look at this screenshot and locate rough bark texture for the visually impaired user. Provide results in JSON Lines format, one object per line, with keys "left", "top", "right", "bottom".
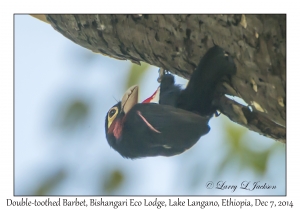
{"left": 46, "top": 14, "right": 286, "bottom": 142}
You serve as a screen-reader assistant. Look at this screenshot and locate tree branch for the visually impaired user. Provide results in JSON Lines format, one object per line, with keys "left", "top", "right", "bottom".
{"left": 45, "top": 14, "right": 286, "bottom": 142}
{"left": 213, "top": 95, "right": 286, "bottom": 143}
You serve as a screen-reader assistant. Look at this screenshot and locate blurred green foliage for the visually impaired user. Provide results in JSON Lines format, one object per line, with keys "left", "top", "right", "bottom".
{"left": 217, "top": 117, "right": 280, "bottom": 176}
{"left": 102, "top": 170, "right": 124, "bottom": 194}
{"left": 54, "top": 99, "right": 90, "bottom": 133}
{"left": 34, "top": 170, "right": 66, "bottom": 195}
{"left": 125, "top": 61, "right": 150, "bottom": 89}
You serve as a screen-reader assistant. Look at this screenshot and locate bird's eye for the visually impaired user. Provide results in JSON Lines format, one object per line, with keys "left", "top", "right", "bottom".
{"left": 107, "top": 107, "right": 119, "bottom": 129}
{"left": 109, "top": 109, "right": 116, "bottom": 118}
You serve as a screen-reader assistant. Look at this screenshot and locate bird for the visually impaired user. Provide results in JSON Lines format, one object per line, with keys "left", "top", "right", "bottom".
{"left": 105, "top": 45, "right": 236, "bottom": 159}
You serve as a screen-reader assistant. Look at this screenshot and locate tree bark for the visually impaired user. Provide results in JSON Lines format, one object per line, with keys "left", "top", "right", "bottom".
{"left": 45, "top": 14, "right": 286, "bottom": 142}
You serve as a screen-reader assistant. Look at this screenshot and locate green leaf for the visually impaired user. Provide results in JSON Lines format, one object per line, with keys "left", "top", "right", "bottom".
{"left": 54, "top": 99, "right": 90, "bottom": 132}
{"left": 225, "top": 121, "right": 248, "bottom": 149}
{"left": 125, "top": 61, "right": 150, "bottom": 89}
{"left": 103, "top": 170, "right": 124, "bottom": 194}
{"left": 34, "top": 170, "right": 66, "bottom": 195}
{"left": 217, "top": 116, "right": 272, "bottom": 176}
{"left": 239, "top": 145, "right": 271, "bottom": 175}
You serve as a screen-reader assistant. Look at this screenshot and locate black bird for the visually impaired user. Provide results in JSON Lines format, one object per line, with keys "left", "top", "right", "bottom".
{"left": 105, "top": 45, "right": 236, "bottom": 159}
{"left": 105, "top": 86, "right": 210, "bottom": 158}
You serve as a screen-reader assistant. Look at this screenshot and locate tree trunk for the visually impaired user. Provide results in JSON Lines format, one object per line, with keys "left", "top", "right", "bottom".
{"left": 45, "top": 14, "right": 286, "bottom": 142}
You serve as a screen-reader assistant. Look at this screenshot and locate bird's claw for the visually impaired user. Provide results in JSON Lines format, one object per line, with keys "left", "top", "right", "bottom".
{"left": 157, "top": 67, "right": 168, "bottom": 83}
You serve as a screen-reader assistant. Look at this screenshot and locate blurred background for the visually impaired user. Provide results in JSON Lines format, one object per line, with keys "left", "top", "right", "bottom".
{"left": 15, "top": 15, "right": 285, "bottom": 195}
